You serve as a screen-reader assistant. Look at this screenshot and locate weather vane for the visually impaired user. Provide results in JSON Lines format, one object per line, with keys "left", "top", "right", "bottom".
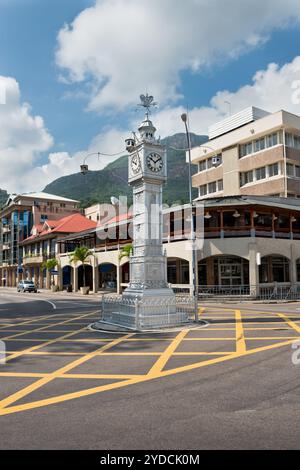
{"left": 138, "top": 93, "right": 158, "bottom": 117}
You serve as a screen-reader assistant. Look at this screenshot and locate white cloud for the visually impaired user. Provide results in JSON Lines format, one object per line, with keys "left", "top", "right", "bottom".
{"left": 3, "top": 55, "right": 300, "bottom": 194}
{"left": 0, "top": 75, "right": 127, "bottom": 193}
{"left": 35, "top": 56, "right": 300, "bottom": 187}
{"left": 56, "top": 0, "right": 300, "bottom": 111}
{"left": 20, "top": 127, "right": 129, "bottom": 190}
{"left": 151, "top": 57, "right": 300, "bottom": 137}
{"left": 0, "top": 76, "right": 53, "bottom": 192}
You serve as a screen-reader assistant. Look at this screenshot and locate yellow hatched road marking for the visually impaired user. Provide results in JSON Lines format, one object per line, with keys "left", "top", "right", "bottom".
{"left": 1, "top": 306, "right": 299, "bottom": 416}
{"left": 0, "top": 313, "right": 61, "bottom": 330}
{"left": 147, "top": 329, "right": 189, "bottom": 376}
{"left": 235, "top": 310, "right": 246, "bottom": 353}
{"left": 276, "top": 313, "right": 300, "bottom": 334}
{"left": 0, "top": 333, "right": 133, "bottom": 411}
{"left": 0, "top": 311, "right": 95, "bottom": 341}
{"left": 0, "top": 371, "right": 140, "bottom": 380}
{"left": 3, "top": 311, "right": 98, "bottom": 362}
{"left": 0, "top": 337, "right": 295, "bottom": 417}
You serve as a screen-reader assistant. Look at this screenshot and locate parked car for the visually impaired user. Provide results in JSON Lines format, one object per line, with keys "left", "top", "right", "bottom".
{"left": 17, "top": 280, "right": 37, "bottom": 293}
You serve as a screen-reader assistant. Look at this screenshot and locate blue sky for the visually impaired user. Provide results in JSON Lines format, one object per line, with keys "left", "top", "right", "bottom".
{"left": 1, "top": 0, "right": 300, "bottom": 191}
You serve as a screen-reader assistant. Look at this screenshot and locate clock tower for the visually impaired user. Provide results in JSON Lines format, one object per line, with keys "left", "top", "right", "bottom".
{"left": 98, "top": 94, "right": 190, "bottom": 330}
{"left": 125, "top": 108, "right": 172, "bottom": 299}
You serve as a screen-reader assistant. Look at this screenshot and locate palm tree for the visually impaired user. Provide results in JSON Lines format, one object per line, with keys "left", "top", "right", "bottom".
{"left": 42, "top": 258, "right": 58, "bottom": 287}
{"left": 119, "top": 244, "right": 132, "bottom": 261}
{"left": 69, "top": 246, "right": 94, "bottom": 288}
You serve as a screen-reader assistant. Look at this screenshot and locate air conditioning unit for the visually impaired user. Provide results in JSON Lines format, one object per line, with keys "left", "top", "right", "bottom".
{"left": 212, "top": 156, "right": 222, "bottom": 166}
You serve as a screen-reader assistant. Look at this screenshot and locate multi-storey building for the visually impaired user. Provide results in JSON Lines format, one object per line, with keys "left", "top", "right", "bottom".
{"left": 56, "top": 196, "right": 300, "bottom": 298}
{"left": 19, "top": 213, "right": 97, "bottom": 289}
{"left": 191, "top": 107, "right": 300, "bottom": 200}
{"left": 0, "top": 192, "right": 79, "bottom": 287}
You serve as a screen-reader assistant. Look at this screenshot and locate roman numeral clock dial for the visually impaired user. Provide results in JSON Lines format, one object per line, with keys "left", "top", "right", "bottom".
{"left": 147, "top": 153, "right": 163, "bottom": 173}
{"left": 130, "top": 153, "right": 141, "bottom": 174}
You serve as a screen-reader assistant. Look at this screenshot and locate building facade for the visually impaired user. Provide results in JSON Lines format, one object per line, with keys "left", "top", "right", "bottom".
{"left": 19, "top": 213, "right": 97, "bottom": 289}
{"left": 191, "top": 107, "right": 300, "bottom": 200}
{"left": 0, "top": 192, "right": 79, "bottom": 287}
{"left": 56, "top": 196, "right": 300, "bottom": 298}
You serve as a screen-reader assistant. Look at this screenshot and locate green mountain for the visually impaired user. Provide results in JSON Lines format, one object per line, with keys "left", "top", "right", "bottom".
{"left": 0, "top": 188, "right": 8, "bottom": 209}
{"left": 44, "top": 133, "right": 207, "bottom": 207}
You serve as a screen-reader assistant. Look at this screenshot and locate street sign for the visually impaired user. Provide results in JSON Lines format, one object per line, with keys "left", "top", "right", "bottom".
{"left": 50, "top": 270, "right": 58, "bottom": 275}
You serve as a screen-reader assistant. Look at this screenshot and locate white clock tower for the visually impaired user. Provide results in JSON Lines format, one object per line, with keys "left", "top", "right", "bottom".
{"left": 125, "top": 107, "right": 172, "bottom": 298}
{"left": 117, "top": 94, "right": 188, "bottom": 329}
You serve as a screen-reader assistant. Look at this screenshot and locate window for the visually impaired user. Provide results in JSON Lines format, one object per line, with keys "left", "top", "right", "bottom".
{"left": 245, "top": 142, "right": 253, "bottom": 155}
{"left": 240, "top": 132, "right": 279, "bottom": 158}
{"left": 254, "top": 137, "right": 265, "bottom": 152}
{"left": 266, "top": 133, "right": 278, "bottom": 148}
{"left": 208, "top": 181, "right": 217, "bottom": 194}
{"left": 296, "top": 166, "right": 300, "bottom": 178}
{"left": 198, "top": 160, "right": 206, "bottom": 172}
{"left": 240, "top": 170, "right": 254, "bottom": 186}
{"left": 207, "top": 158, "right": 213, "bottom": 169}
{"left": 294, "top": 135, "right": 300, "bottom": 149}
{"left": 287, "top": 163, "right": 294, "bottom": 176}
{"left": 256, "top": 167, "right": 266, "bottom": 181}
{"left": 239, "top": 142, "right": 253, "bottom": 158}
{"left": 268, "top": 163, "right": 279, "bottom": 177}
{"left": 240, "top": 144, "right": 247, "bottom": 158}
{"left": 199, "top": 185, "right": 207, "bottom": 197}
{"left": 286, "top": 133, "right": 294, "bottom": 147}
{"left": 217, "top": 180, "right": 223, "bottom": 191}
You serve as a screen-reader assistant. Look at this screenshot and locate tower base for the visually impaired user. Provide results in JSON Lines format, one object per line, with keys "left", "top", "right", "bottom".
{"left": 101, "top": 289, "right": 191, "bottom": 331}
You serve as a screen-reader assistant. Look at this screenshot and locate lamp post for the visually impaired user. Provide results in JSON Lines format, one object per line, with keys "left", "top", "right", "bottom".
{"left": 181, "top": 113, "right": 198, "bottom": 322}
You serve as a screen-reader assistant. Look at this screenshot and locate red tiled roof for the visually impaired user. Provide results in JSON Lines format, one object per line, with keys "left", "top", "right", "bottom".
{"left": 104, "top": 212, "right": 133, "bottom": 225}
{"left": 23, "top": 213, "right": 97, "bottom": 242}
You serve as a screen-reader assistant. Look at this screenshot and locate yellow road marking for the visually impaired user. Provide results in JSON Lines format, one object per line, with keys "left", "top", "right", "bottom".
{"left": 173, "top": 351, "right": 232, "bottom": 356}
{"left": 0, "top": 372, "right": 140, "bottom": 380}
{"left": 235, "top": 310, "right": 246, "bottom": 353}
{"left": 0, "top": 333, "right": 133, "bottom": 411}
{"left": 244, "top": 336, "right": 299, "bottom": 340}
{"left": 183, "top": 338, "right": 235, "bottom": 341}
{"left": 147, "top": 329, "right": 189, "bottom": 376}
{"left": 0, "top": 311, "right": 96, "bottom": 341}
{"left": 158, "top": 338, "right": 295, "bottom": 378}
{"left": 3, "top": 311, "right": 98, "bottom": 362}
{"left": 0, "top": 337, "right": 295, "bottom": 416}
{"left": 276, "top": 313, "right": 300, "bottom": 334}
{"left": 0, "top": 314, "right": 60, "bottom": 330}
{"left": 0, "top": 307, "right": 299, "bottom": 416}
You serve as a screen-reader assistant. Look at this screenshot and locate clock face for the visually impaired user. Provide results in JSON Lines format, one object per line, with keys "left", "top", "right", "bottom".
{"left": 147, "top": 153, "right": 163, "bottom": 173}
{"left": 131, "top": 154, "right": 141, "bottom": 174}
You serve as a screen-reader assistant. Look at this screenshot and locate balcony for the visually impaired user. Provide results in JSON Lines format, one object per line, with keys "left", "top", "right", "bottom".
{"left": 2, "top": 226, "right": 11, "bottom": 234}
{"left": 23, "top": 254, "right": 44, "bottom": 266}
{"left": 2, "top": 244, "right": 10, "bottom": 251}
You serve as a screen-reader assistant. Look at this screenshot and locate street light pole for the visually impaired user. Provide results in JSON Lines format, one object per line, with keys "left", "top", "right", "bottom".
{"left": 181, "top": 113, "right": 198, "bottom": 322}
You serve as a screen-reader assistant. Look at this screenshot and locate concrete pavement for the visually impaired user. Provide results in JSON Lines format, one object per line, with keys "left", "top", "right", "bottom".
{"left": 0, "top": 293, "right": 299, "bottom": 449}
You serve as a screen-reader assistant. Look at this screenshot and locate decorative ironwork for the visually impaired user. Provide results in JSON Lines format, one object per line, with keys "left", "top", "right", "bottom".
{"left": 101, "top": 294, "right": 193, "bottom": 330}
{"left": 138, "top": 93, "right": 157, "bottom": 114}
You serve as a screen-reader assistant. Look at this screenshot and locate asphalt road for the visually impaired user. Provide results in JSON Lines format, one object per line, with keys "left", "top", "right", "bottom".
{"left": 0, "top": 290, "right": 300, "bottom": 450}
